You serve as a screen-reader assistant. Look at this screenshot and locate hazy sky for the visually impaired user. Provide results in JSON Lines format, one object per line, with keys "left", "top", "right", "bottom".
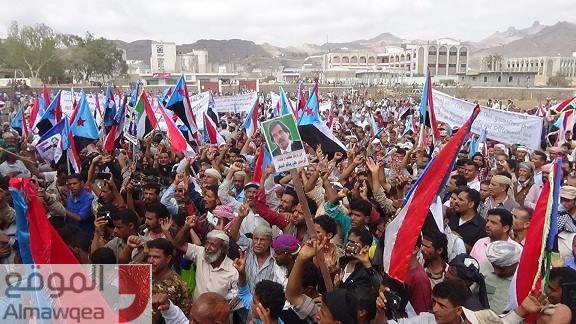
{"left": 0, "top": 0, "right": 574, "bottom": 46}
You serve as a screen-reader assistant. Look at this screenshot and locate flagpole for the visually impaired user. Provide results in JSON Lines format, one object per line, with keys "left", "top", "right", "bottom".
{"left": 66, "top": 151, "right": 71, "bottom": 174}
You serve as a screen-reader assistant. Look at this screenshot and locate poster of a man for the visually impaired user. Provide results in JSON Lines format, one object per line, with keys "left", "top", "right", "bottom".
{"left": 262, "top": 114, "right": 308, "bottom": 173}
{"left": 37, "top": 134, "right": 63, "bottom": 163}
{"left": 268, "top": 120, "right": 303, "bottom": 156}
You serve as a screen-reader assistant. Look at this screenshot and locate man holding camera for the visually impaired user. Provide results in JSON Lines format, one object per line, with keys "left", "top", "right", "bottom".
{"left": 334, "top": 227, "right": 380, "bottom": 290}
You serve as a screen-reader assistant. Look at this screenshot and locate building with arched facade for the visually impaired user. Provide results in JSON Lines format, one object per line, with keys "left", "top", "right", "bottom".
{"left": 478, "top": 52, "right": 576, "bottom": 86}
{"left": 320, "top": 39, "right": 469, "bottom": 79}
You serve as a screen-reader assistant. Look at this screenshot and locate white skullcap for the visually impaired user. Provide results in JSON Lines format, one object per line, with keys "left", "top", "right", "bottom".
{"left": 486, "top": 241, "right": 521, "bottom": 267}
{"left": 207, "top": 230, "right": 230, "bottom": 243}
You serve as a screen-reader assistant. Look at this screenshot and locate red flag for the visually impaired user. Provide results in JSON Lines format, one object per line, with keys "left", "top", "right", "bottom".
{"left": 383, "top": 105, "right": 480, "bottom": 282}
{"left": 204, "top": 113, "right": 225, "bottom": 145}
{"left": 10, "top": 177, "right": 79, "bottom": 264}
{"left": 42, "top": 84, "right": 51, "bottom": 108}
{"left": 158, "top": 103, "right": 195, "bottom": 157}
{"left": 252, "top": 146, "right": 272, "bottom": 183}
{"left": 28, "top": 97, "right": 40, "bottom": 129}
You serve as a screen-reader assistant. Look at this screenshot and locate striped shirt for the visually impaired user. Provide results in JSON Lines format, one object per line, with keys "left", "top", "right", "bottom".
{"left": 237, "top": 236, "right": 278, "bottom": 292}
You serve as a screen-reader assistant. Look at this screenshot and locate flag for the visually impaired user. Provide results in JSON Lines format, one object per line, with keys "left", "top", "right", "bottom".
{"left": 103, "top": 95, "right": 127, "bottom": 153}
{"left": 34, "top": 90, "right": 62, "bottom": 136}
{"left": 133, "top": 91, "right": 158, "bottom": 140}
{"left": 103, "top": 86, "right": 117, "bottom": 128}
{"left": 536, "top": 105, "right": 548, "bottom": 117}
{"left": 206, "top": 91, "right": 219, "bottom": 125}
{"left": 10, "top": 108, "right": 27, "bottom": 137}
{"left": 549, "top": 96, "right": 576, "bottom": 115}
{"left": 370, "top": 113, "right": 381, "bottom": 137}
{"left": 204, "top": 113, "right": 225, "bottom": 145}
{"left": 278, "top": 86, "right": 296, "bottom": 118}
{"left": 296, "top": 83, "right": 307, "bottom": 118}
{"left": 243, "top": 97, "right": 260, "bottom": 137}
{"left": 159, "top": 86, "right": 172, "bottom": 106}
{"left": 28, "top": 96, "right": 40, "bottom": 129}
{"left": 42, "top": 84, "right": 51, "bottom": 108}
{"left": 510, "top": 158, "right": 561, "bottom": 314}
{"left": 253, "top": 146, "right": 272, "bottom": 183}
{"left": 129, "top": 80, "right": 141, "bottom": 107}
{"left": 419, "top": 68, "right": 441, "bottom": 143}
{"left": 10, "top": 177, "right": 79, "bottom": 264}
{"left": 553, "top": 110, "right": 576, "bottom": 144}
{"left": 70, "top": 92, "right": 100, "bottom": 149}
{"left": 398, "top": 105, "right": 410, "bottom": 120}
{"left": 403, "top": 115, "right": 414, "bottom": 136}
{"left": 468, "top": 135, "right": 477, "bottom": 158}
{"left": 158, "top": 101, "right": 195, "bottom": 157}
{"left": 383, "top": 105, "right": 480, "bottom": 283}
{"left": 67, "top": 129, "right": 81, "bottom": 174}
{"left": 474, "top": 128, "right": 488, "bottom": 156}
{"left": 36, "top": 117, "right": 70, "bottom": 165}
{"left": 166, "top": 74, "right": 199, "bottom": 136}
{"left": 298, "top": 80, "right": 346, "bottom": 156}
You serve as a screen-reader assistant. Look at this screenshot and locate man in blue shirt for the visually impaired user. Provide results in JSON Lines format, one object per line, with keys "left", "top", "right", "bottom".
{"left": 65, "top": 174, "right": 94, "bottom": 236}
{"left": 234, "top": 251, "right": 286, "bottom": 324}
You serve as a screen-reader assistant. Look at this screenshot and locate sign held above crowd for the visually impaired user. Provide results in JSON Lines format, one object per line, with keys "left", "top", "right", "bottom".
{"left": 432, "top": 90, "right": 543, "bottom": 150}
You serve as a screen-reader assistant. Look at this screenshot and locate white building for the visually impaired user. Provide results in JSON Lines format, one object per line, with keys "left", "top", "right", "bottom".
{"left": 320, "top": 39, "right": 469, "bottom": 78}
{"left": 478, "top": 51, "right": 576, "bottom": 86}
{"left": 150, "top": 42, "right": 177, "bottom": 73}
{"left": 176, "top": 50, "right": 208, "bottom": 73}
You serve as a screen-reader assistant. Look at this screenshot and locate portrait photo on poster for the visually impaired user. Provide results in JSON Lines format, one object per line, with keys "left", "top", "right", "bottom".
{"left": 261, "top": 114, "right": 308, "bottom": 173}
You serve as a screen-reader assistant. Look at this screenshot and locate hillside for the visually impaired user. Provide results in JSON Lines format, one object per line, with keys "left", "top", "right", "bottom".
{"left": 471, "top": 21, "right": 576, "bottom": 60}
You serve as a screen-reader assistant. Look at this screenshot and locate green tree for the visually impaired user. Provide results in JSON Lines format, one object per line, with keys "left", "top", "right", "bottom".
{"left": 3, "top": 22, "right": 65, "bottom": 78}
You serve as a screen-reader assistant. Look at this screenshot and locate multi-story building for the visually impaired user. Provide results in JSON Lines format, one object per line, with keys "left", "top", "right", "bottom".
{"left": 176, "top": 50, "right": 208, "bottom": 73}
{"left": 150, "top": 42, "right": 177, "bottom": 73}
{"left": 320, "top": 38, "right": 469, "bottom": 78}
{"left": 478, "top": 51, "right": 576, "bottom": 86}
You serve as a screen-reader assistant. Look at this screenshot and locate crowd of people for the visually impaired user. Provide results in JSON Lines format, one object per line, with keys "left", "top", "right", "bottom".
{"left": 0, "top": 88, "right": 575, "bottom": 324}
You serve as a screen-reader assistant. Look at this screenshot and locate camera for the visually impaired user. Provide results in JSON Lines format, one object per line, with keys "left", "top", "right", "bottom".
{"left": 345, "top": 242, "right": 361, "bottom": 255}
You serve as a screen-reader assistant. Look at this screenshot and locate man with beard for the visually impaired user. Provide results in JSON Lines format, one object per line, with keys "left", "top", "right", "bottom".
{"left": 447, "top": 187, "right": 486, "bottom": 253}
{"left": 514, "top": 162, "right": 534, "bottom": 206}
{"left": 422, "top": 233, "right": 449, "bottom": 288}
{"left": 127, "top": 181, "right": 162, "bottom": 219}
{"left": 470, "top": 208, "right": 521, "bottom": 264}
{"left": 175, "top": 225, "right": 238, "bottom": 300}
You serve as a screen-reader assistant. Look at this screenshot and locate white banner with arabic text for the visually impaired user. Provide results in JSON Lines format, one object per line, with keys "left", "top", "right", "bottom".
{"left": 432, "top": 90, "right": 543, "bottom": 150}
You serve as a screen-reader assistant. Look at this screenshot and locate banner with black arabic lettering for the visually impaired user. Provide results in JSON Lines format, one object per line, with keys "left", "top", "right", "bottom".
{"left": 214, "top": 92, "right": 258, "bottom": 113}
{"left": 432, "top": 90, "right": 543, "bottom": 150}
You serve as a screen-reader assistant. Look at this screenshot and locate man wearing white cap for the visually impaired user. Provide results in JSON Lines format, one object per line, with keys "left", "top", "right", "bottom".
{"left": 558, "top": 185, "right": 576, "bottom": 233}
{"left": 514, "top": 162, "right": 534, "bottom": 206}
{"left": 484, "top": 240, "right": 522, "bottom": 314}
{"left": 175, "top": 227, "right": 238, "bottom": 301}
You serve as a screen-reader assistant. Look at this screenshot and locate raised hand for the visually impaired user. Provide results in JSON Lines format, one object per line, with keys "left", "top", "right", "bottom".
{"left": 233, "top": 250, "right": 246, "bottom": 274}
{"left": 160, "top": 217, "right": 174, "bottom": 234}
{"left": 184, "top": 215, "right": 197, "bottom": 228}
{"left": 298, "top": 239, "right": 320, "bottom": 261}
{"left": 365, "top": 157, "right": 379, "bottom": 174}
{"left": 152, "top": 293, "right": 170, "bottom": 312}
{"left": 238, "top": 203, "right": 250, "bottom": 218}
{"left": 126, "top": 235, "right": 142, "bottom": 249}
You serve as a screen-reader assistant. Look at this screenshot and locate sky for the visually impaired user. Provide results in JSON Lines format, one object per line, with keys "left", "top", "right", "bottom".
{"left": 0, "top": 0, "right": 574, "bottom": 47}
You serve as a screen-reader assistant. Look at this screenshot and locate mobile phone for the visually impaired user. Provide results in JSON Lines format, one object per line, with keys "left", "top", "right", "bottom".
{"left": 345, "top": 242, "right": 361, "bottom": 255}
{"left": 96, "top": 172, "right": 112, "bottom": 180}
{"left": 206, "top": 211, "right": 218, "bottom": 227}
